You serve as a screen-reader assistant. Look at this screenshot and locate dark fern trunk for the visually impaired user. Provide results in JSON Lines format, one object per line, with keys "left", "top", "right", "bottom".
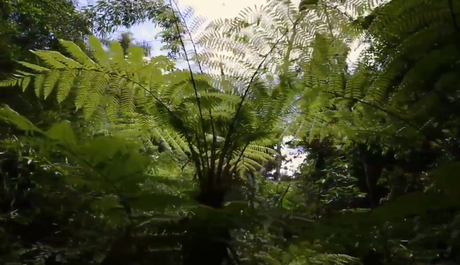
{"left": 181, "top": 188, "right": 232, "bottom": 265}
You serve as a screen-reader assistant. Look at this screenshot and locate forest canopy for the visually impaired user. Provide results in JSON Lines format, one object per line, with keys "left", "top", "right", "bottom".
{"left": 0, "top": 0, "right": 460, "bottom": 264}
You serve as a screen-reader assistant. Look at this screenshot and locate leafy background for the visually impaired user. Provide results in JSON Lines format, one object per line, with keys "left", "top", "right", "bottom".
{"left": 1, "top": 0, "right": 460, "bottom": 264}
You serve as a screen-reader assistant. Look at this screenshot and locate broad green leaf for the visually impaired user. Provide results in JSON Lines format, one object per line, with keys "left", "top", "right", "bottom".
{"left": 109, "top": 152, "right": 150, "bottom": 178}
{"left": 46, "top": 120, "right": 76, "bottom": 146}
{"left": 0, "top": 105, "right": 44, "bottom": 134}
{"left": 79, "top": 136, "right": 127, "bottom": 165}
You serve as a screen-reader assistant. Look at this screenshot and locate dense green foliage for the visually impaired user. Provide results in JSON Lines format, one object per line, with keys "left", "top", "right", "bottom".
{"left": 1, "top": 0, "right": 460, "bottom": 264}
{"left": 0, "top": 0, "right": 90, "bottom": 75}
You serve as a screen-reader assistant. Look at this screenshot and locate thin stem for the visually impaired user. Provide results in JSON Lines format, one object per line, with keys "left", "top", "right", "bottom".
{"left": 170, "top": 0, "right": 218, "bottom": 176}
{"left": 169, "top": 0, "right": 210, "bottom": 172}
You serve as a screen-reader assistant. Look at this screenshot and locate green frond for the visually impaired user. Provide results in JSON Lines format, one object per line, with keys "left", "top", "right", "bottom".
{"left": 43, "top": 71, "right": 60, "bottom": 99}
{"left": 108, "top": 41, "right": 127, "bottom": 68}
{"left": 34, "top": 74, "right": 46, "bottom": 97}
{"left": 127, "top": 46, "right": 147, "bottom": 70}
{"left": 31, "top": 50, "right": 67, "bottom": 69}
{"left": 20, "top": 76, "right": 32, "bottom": 91}
{"left": 59, "top": 39, "right": 97, "bottom": 67}
{"left": 56, "top": 70, "right": 75, "bottom": 103}
{"left": 0, "top": 75, "right": 23, "bottom": 88}
{"left": 1, "top": 31, "right": 294, "bottom": 186}
{"left": 88, "top": 35, "right": 110, "bottom": 67}
{"left": 18, "top": 61, "right": 51, "bottom": 72}
{"left": 336, "top": 0, "right": 460, "bottom": 142}
{"left": 0, "top": 105, "right": 44, "bottom": 134}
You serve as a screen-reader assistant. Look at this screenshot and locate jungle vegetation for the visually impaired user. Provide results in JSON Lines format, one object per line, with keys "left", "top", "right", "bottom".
{"left": 1, "top": 0, "right": 460, "bottom": 264}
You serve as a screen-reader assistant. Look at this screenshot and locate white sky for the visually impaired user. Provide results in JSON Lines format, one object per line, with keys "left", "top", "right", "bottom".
{"left": 78, "top": 0, "right": 364, "bottom": 62}
{"left": 131, "top": 0, "right": 303, "bottom": 56}
{"left": 78, "top": 0, "right": 284, "bottom": 56}
{"left": 178, "top": 0, "right": 268, "bottom": 20}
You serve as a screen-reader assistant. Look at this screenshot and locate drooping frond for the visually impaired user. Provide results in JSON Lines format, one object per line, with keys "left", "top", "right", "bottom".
{"left": 345, "top": 0, "right": 460, "bottom": 143}
{"left": 289, "top": 0, "right": 460, "bottom": 148}
{"left": 280, "top": 34, "right": 353, "bottom": 142}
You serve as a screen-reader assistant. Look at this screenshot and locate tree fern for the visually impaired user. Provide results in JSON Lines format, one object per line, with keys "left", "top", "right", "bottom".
{"left": 288, "top": 0, "right": 460, "bottom": 150}
{"left": 191, "top": 0, "right": 381, "bottom": 152}
{"left": 343, "top": 0, "right": 460, "bottom": 145}
{"left": 0, "top": 35, "right": 287, "bottom": 195}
